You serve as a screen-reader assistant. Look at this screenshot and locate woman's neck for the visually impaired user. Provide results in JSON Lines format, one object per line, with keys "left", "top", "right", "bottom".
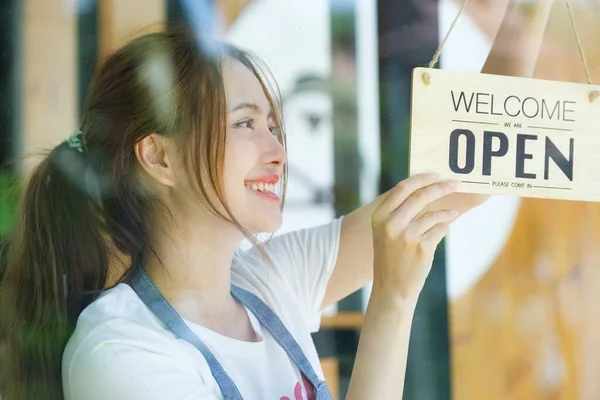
{"left": 144, "top": 212, "right": 245, "bottom": 329}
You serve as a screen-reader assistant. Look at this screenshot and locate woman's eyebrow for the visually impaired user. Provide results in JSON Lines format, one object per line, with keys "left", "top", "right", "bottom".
{"left": 229, "top": 102, "right": 261, "bottom": 113}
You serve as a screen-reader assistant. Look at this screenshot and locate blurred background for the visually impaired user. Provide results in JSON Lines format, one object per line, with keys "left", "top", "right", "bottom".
{"left": 2, "top": 0, "right": 600, "bottom": 399}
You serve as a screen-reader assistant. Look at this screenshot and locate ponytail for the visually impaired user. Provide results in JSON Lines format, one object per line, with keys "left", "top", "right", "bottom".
{"left": 0, "top": 139, "right": 110, "bottom": 399}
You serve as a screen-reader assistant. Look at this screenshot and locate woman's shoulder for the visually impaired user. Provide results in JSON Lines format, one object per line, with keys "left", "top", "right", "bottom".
{"left": 62, "top": 284, "right": 215, "bottom": 399}
{"left": 232, "top": 216, "right": 344, "bottom": 272}
{"left": 231, "top": 216, "right": 344, "bottom": 295}
{"left": 63, "top": 284, "right": 186, "bottom": 368}
{"left": 70, "top": 283, "right": 164, "bottom": 333}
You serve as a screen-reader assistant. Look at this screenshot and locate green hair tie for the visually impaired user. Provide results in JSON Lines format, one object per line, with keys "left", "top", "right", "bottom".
{"left": 64, "top": 129, "right": 85, "bottom": 153}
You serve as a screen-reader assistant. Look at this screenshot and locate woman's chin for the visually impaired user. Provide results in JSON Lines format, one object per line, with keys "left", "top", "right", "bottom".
{"left": 246, "top": 215, "right": 283, "bottom": 235}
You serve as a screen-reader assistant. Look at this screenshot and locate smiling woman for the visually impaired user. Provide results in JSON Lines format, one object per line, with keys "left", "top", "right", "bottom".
{"left": 0, "top": 1, "right": 554, "bottom": 397}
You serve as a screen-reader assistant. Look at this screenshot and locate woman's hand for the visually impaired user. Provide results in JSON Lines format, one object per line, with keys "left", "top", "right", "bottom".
{"left": 370, "top": 173, "right": 459, "bottom": 302}
{"left": 346, "top": 173, "right": 459, "bottom": 400}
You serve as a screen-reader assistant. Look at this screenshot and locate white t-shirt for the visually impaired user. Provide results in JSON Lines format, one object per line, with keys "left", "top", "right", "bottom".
{"left": 62, "top": 217, "right": 343, "bottom": 400}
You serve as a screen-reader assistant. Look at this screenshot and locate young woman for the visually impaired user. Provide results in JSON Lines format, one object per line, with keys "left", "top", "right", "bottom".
{"left": 0, "top": 2, "right": 553, "bottom": 399}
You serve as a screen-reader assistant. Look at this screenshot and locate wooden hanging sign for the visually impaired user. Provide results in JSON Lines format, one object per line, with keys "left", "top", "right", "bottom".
{"left": 409, "top": 67, "right": 600, "bottom": 202}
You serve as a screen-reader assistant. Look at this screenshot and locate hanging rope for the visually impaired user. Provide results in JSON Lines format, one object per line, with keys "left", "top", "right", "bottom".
{"left": 427, "top": 0, "right": 470, "bottom": 69}
{"left": 428, "top": 0, "right": 595, "bottom": 88}
{"left": 565, "top": 0, "right": 592, "bottom": 84}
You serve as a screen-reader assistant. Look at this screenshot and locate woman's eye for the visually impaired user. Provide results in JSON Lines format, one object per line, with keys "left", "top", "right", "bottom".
{"left": 235, "top": 120, "right": 254, "bottom": 129}
{"left": 269, "top": 126, "right": 280, "bottom": 136}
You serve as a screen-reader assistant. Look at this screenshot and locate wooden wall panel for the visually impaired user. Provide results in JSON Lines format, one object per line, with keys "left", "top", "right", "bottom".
{"left": 320, "top": 357, "right": 340, "bottom": 400}
{"left": 577, "top": 203, "right": 600, "bottom": 400}
{"left": 451, "top": 200, "right": 581, "bottom": 399}
{"left": 449, "top": 2, "right": 600, "bottom": 399}
{"left": 98, "top": 0, "right": 165, "bottom": 55}
{"left": 217, "top": 0, "right": 253, "bottom": 29}
{"left": 21, "top": 0, "right": 77, "bottom": 173}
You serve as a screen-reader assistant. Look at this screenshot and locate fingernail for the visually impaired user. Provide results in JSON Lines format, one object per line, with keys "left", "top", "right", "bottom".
{"left": 450, "top": 209, "right": 459, "bottom": 217}
{"left": 448, "top": 180, "right": 459, "bottom": 188}
{"left": 428, "top": 172, "right": 440, "bottom": 179}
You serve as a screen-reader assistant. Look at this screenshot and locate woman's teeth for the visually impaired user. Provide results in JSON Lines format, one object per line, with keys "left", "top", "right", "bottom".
{"left": 246, "top": 182, "right": 276, "bottom": 194}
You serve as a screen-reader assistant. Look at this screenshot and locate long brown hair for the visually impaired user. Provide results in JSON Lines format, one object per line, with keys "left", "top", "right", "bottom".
{"left": 0, "top": 25, "right": 287, "bottom": 399}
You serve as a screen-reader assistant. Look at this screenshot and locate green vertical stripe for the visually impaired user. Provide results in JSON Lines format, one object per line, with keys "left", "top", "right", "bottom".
{"left": 331, "top": 1, "right": 363, "bottom": 314}
{"left": 377, "top": 0, "right": 452, "bottom": 398}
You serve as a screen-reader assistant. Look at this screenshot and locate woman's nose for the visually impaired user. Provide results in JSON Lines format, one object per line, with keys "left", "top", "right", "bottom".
{"left": 261, "top": 129, "right": 287, "bottom": 166}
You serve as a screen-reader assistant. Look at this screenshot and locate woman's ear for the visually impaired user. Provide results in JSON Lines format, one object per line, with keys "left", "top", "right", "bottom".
{"left": 134, "top": 134, "right": 176, "bottom": 187}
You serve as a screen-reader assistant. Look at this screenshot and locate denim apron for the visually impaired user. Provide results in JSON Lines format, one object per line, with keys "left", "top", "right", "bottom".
{"left": 128, "top": 269, "right": 333, "bottom": 400}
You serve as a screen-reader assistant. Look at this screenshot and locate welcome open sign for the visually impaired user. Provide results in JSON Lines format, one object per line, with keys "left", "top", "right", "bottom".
{"left": 409, "top": 67, "right": 600, "bottom": 202}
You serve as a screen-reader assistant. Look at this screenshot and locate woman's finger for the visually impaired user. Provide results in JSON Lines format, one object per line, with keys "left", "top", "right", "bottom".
{"left": 407, "top": 209, "right": 458, "bottom": 237}
{"left": 376, "top": 173, "right": 442, "bottom": 216}
{"left": 387, "top": 180, "right": 457, "bottom": 229}
{"left": 419, "top": 222, "right": 451, "bottom": 253}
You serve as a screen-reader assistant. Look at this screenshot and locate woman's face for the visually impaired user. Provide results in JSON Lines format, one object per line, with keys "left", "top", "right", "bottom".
{"left": 221, "top": 57, "right": 287, "bottom": 234}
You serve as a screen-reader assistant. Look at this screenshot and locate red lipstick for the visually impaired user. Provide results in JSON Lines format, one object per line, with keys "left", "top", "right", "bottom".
{"left": 244, "top": 173, "right": 280, "bottom": 185}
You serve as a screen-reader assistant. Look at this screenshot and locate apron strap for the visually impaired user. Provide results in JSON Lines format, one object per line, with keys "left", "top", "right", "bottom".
{"left": 129, "top": 269, "right": 244, "bottom": 400}
{"left": 230, "top": 284, "right": 325, "bottom": 393}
